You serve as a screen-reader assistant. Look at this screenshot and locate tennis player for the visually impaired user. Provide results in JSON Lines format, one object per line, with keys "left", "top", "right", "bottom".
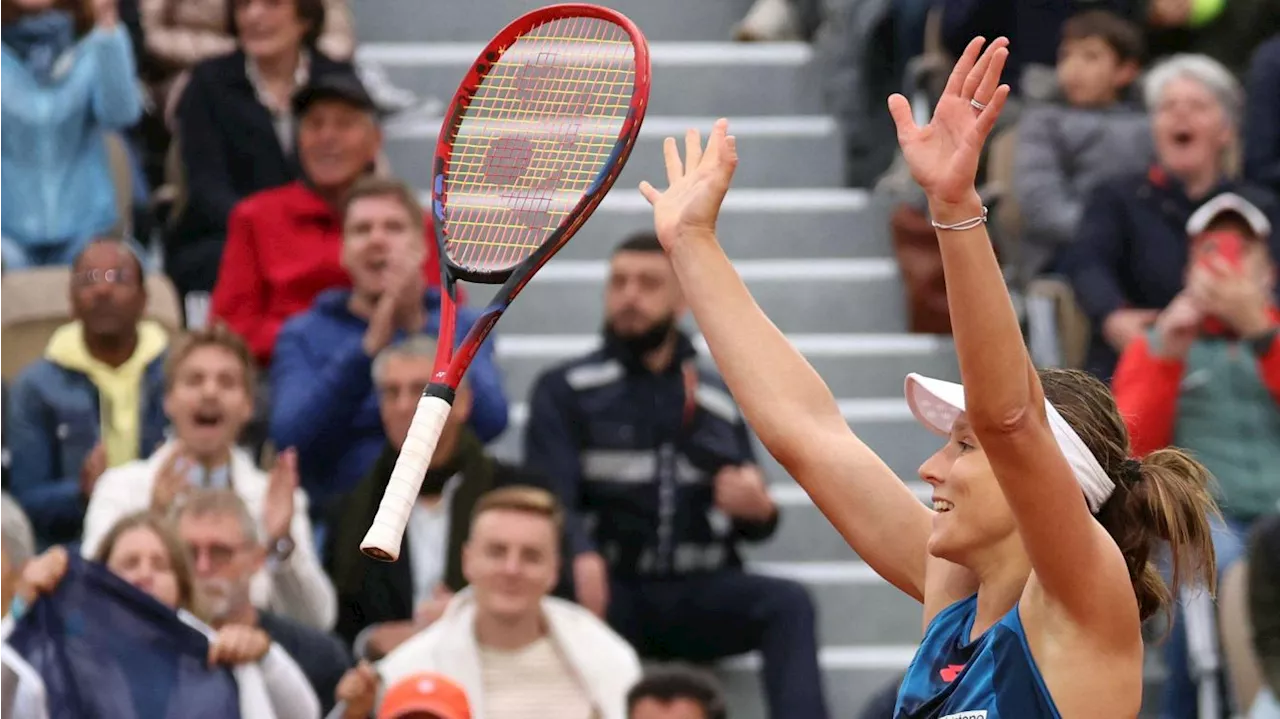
{"left": 638, "top": 37, "right": 1220, "bottom": 718}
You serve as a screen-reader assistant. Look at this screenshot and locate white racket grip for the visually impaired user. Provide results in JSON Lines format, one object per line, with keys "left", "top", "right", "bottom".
{"left": 360, "top": 394, "right": 453, "bottom": 561}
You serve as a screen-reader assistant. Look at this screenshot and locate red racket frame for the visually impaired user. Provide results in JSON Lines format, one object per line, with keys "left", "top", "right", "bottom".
{"left": 428, "top": 3, "right": 651, "bottom": 391}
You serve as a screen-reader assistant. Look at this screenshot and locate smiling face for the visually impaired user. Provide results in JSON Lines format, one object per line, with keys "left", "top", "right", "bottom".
{"left": 105, "top": 526, "right": 183, "bottom": 609}
{"left": 297, "top": 99, "right": 381, "bottom": 192}
{"left": 918, "top": 414, "right": 1019, "bottom": 563}
{"left": 232, "top": 0, "right": 310, "bottom": 63}
{"left": 462, "top": 508, "right": 560, "bottom": 624}
{"left": 1152, "top": 75, "right": 1234, "bottom": 181}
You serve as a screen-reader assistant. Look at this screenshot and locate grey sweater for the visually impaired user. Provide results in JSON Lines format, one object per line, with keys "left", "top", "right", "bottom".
{"left": 1013, "top": 100, "right": 1152, "bottom": 284}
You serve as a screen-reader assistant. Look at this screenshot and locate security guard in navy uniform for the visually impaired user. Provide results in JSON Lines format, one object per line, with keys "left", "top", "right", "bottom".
{"left": 524, "top": 233, "right": 830, "bottom": 719}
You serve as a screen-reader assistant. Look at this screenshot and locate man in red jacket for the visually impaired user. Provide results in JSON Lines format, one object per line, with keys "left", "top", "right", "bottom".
{"left": 1113, "top": 191, "right": 1280, "bottom": 717}
{"left": 209, "top": 72, "right": 443, "bottom": 367}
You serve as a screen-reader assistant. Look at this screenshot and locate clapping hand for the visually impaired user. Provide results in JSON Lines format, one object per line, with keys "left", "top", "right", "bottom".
{"left": 263, "top": 448, "right": 298, "bottom": 547}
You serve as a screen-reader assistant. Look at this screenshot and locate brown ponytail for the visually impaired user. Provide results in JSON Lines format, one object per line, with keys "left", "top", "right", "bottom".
{"left": 1094, "top": 448, "right": 1219, "bottom": 621}
{"left": 1038, "top": 369, "right": 1220, "bottom": 623}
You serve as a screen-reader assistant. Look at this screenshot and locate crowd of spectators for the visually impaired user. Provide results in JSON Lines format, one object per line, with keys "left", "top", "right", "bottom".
{"left": 1, "top": 2, "right": 821, "bottom": 716}
{"left": 2, "top": 0, "right": 1279, "bottom": 717}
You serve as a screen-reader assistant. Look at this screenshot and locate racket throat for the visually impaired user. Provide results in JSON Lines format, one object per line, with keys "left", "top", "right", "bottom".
{"left": 424, "top": 383, "right": 457, "bottom": 404}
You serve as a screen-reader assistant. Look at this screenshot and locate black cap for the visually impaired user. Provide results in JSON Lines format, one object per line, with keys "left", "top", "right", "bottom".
{"left": 292, "top": 72, "right": 379, "bottom": 117}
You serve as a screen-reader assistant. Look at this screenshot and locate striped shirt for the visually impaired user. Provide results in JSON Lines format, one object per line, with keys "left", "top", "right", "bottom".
{"left": 479, "top": 637, "right": 596, "bottom": 719}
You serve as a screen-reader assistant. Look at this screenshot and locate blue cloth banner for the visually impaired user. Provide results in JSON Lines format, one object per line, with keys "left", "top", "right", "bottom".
{"left": 6, "top": 555, "right": 241, "bottom": 719}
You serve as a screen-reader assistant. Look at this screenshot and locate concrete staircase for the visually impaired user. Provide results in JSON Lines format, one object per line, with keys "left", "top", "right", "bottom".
{"left": 352, "top": 2, "right": 1164, "bottom": 716}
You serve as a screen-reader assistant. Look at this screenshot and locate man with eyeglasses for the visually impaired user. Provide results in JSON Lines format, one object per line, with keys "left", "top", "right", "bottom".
{"left": 175, "top": 487, "right": 353, "bottom": 715}
{"left": 8, "top": 238, "right": 169, "bottom": 549}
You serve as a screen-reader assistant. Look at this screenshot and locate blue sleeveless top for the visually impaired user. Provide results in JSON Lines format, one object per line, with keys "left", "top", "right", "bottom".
{"left": 894, "top": 594, "right": 1062, "bottom": 718}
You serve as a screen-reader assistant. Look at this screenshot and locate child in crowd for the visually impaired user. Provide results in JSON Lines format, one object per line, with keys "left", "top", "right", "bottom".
{"left": 1012, "top": 10, "right": 1153, "bottom": 287}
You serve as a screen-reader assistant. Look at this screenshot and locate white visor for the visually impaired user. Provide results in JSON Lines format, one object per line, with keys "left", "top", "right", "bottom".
{"left": 904, "top": 373, "right": 1116, "bottom": 513}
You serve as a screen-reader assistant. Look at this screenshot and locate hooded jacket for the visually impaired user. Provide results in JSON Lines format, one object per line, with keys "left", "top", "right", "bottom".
{"left": 7, "top": 321, "right": 168, "bottom": 547}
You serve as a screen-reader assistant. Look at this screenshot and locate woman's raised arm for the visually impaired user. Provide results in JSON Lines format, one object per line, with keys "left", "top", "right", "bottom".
{"left": 887, "top": 37, "right": 1135, "bottom": 628}
{"left": 638, "top": 125, "right": 935, "bottom": 601}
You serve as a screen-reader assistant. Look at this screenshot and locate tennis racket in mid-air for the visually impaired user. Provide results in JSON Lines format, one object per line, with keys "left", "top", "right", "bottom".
{"left": 361, "top": 3, "right": 651, "bottom": 561}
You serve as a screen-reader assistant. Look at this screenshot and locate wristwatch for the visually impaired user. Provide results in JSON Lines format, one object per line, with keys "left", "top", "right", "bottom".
{"left": 266, "top": 534, "right": 296, "bottom": 566}
{"left": 1246, "top": 327, "right": 1279, "bottom": 357}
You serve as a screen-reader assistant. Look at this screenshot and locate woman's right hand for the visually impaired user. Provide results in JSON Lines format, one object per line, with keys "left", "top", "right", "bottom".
{"left": 20, "top": 546, "right": 70, "bottom": 601}
{"left": 638, "top": 119, "right": 739, "bottom": 250}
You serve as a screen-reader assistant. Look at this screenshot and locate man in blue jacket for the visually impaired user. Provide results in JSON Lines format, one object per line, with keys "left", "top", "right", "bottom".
{"left": 269, "top": 177, "right": 507, "bottom": 508}
{"left": 8, "top": 238, "right": 169, "bottom": 548}
{"left": 524, "top": 233, "right": 828, "bottom": 719}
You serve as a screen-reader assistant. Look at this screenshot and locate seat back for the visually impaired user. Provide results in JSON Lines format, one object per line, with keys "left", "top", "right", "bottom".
{"left": 1024, "top": 277, "right": 1091, "bottom": 369}
{"left": 985, "top": 125, "right": 1023, "bottom": 277}
{"left": 1220, "top": 559, "right": 1265, "bottom": 713}
{"left": 1, "top": 269, "right": 184, "bottom": 381}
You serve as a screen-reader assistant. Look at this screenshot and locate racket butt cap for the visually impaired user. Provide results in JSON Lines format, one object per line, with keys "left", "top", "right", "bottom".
{"left": 360, "top": 526, "right": 403, "bottom": 562}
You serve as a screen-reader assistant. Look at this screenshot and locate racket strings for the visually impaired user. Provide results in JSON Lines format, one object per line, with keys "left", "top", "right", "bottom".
{"left": 442, "top": 15, "right": 637, "bottom": 274}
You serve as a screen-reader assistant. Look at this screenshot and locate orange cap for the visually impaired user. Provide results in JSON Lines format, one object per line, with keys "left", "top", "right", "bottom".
{"left": 378, "top": 672, "right": 471, "bottom": 719}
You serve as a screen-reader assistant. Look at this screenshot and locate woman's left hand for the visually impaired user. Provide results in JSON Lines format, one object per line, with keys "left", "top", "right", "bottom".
{"left": 209, "top": 625, "right": 271, "bottom": 666}
{"left": 887, "top": 36, "right": 1011, "bottom": 213}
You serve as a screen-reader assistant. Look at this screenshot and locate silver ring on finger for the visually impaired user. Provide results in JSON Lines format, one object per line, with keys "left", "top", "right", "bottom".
{"left": 970, "top": 98, "right": 987, "bottom": 112}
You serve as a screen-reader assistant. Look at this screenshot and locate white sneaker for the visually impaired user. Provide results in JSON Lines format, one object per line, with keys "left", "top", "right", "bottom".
{"left": 733, "top": 0, "right": 801, "bottom": 41}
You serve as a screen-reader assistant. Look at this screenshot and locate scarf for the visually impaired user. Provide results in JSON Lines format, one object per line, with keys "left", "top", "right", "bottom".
{"left": 2, "top": 10, "right": 76, "bottom": 84}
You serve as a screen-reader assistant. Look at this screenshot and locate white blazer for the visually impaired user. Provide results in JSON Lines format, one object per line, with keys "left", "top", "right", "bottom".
{"left": 81, "top": 441, "right": 337, "bottom": 630}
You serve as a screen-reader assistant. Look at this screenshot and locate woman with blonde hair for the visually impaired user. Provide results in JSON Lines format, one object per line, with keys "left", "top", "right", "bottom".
{"left": 13, "top": 511, "right": 320, "bottom": 718}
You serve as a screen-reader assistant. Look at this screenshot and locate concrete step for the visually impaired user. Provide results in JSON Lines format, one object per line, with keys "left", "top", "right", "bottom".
{"left": 494, "top": 333, "right": 958, "bottom": 409}
{"left": 430, "top": 188, "right": 891, "bottom": 261}
{"left": 488, "top": 398, "right": 945, "bottom": 495}
{"left": 353, "top": 0, "right": 755, "bottom": 43}
{"left": 384, "top": 116, "right": 843, "bottom": 189}
{"left": 752, "top": 561, "right": 924, "bottom": 647}
{"left": 357, "top": 43, "right": 824, "bottom": 116}
{"left": 747, "top": 486, "right": 931, "bottom": 564}
{"left": 479, "top": 259, "right": 906, "bottom": 335}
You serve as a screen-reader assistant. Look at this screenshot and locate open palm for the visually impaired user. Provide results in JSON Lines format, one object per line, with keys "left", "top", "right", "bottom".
{"left": 639, "top": 119, "right": 738, "bottom": 247}
{"left": 888, "top": 37, "right": 1011, "bottom": 206}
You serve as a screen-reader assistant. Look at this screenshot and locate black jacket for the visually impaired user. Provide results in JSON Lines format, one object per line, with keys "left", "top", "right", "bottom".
{"left": 326, "top": 433, "right": 561, "bottom": 645}
{"left": 166, "top": 49, "right": 354, "bottom": 292}
{"left": 524, "top": 331, "right": 778, "bottom": 579}
{"left": 1061, "top": 168, "right": 1280, "bottom": 380}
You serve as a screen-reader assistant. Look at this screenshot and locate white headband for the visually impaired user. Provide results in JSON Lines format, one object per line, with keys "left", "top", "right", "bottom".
{"left": 904, "top": 373, "right": 1116, "bottom": 513}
